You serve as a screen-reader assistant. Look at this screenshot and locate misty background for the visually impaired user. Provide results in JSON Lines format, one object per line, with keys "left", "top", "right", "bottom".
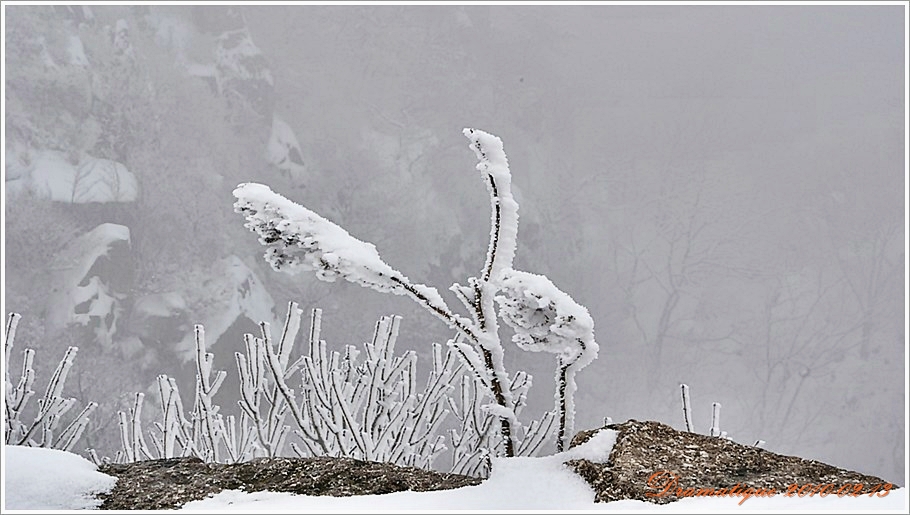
{"left": 3, "top": 5, "right": 905, "bottom": 483}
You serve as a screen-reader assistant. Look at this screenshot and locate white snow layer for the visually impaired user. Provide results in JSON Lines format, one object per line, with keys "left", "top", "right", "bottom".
{"left": 4, "top": 435, "right": 908, "bottom": 512}
{"left": 8, "top": 150, "right": 138, "bottom": 203}
{"left": 2, "top": 446, "right": 116, "bottom": 510}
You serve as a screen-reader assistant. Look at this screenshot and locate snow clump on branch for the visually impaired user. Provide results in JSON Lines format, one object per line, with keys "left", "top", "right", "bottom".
{"left": 232, "top": 183, "right": 448, "bottom": 309}
{"left": 495, "top": 269, "right": 597, "bottom": 368}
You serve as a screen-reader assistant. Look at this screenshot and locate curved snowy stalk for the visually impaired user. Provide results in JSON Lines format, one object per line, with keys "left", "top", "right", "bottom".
{"left": 463, "top": 128, "right": 520, "bottom": 283}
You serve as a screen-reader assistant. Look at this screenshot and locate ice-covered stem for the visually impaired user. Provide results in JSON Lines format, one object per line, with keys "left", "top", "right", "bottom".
{"left": 4, "top": 313, "right": 32, "bottom": 443}
{"left": 461, "top": 128, "right": 526, "bottom": 457}
{"left": 192, "top": 325, "right": 227, "bottom": 462}
{"left": 117, "top": 393, "right": 154, "bottom": 463}
{"left": 463, "top": 128, "right": 519, "bottom": 283}
{"left": 19, "top": 346, "right": 80, "bottom": 447}
{"left": 710, "top": 402, "right": 722, "bottom": 437}
{"left": 252, "top": 313, "right": 300, "bottom": 456}
{"left": 4, "top": 312, "right": 22, "bottom": 379}
{"left": 154, "top": 375, "right": 185, "bottom": 459}
{"left": 680, "top": 383, "right": 693, "bottom": 432}
{"left": 55, "top": 401, "right": 97, "bottom": 452}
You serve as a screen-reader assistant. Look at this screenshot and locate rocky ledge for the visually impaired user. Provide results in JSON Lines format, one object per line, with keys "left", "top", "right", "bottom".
{"left": 567, "top": 419, "right": 898, "bottom": 504}
{"left": 96, "top": 419, "right": 898, "bottom": 509}
{"left": 97, "top": 455, "right": 481, "bottom": 510}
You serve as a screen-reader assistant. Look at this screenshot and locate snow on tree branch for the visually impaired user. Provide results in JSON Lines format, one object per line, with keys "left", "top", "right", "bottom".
{"left": 232, "top": 183, "right": 460, "bottom": 332}
{"left": 234, "top": 128, "right": 602, "bottom": 459}
{"left": 495, "top": 269, "right": 597, "bottom": 365}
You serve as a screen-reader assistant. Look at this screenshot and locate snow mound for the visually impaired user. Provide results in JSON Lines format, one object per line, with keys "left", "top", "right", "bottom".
{"left": 2, "top": 445, "right": 116, "bottom": 510}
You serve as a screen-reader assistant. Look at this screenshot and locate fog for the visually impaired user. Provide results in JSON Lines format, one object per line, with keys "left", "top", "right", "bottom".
{"left": 3, "top": 4, "right": 905, "bottom": 485}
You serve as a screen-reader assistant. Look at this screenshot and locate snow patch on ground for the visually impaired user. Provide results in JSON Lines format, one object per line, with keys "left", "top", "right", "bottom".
{"left": 2, "top": 446, "right": 116, "bottom": 510}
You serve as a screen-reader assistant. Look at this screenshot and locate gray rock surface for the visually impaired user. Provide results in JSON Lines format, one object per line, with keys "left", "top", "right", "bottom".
{"left": 97, "top": 455, "right": 481, "bottom": 510}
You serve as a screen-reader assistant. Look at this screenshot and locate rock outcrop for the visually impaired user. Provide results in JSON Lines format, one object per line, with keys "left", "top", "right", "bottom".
{"left": 566, "top": 419, "right": 898, "bottom": 504}
{"left": 93, "top": 419, "right": 899, "bottom": 509}
{"left": 97, "top": 456, "right": 482, "bottom": 510}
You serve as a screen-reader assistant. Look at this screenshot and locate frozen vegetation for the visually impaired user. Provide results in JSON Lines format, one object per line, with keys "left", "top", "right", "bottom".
{"left": 234, "top": 128, "right": 598, "bottom": 459}
{"left": 2, "top": 4, "right": 904, "bottom": 489}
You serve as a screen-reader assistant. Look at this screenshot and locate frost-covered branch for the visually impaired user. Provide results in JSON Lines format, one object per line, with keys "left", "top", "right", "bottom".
{"left": 190, "top": 325, "right": 227, "bottom": 462}
{"left": 710, "top": 402, "right": 722, "bottom": 437}
{"left": 268, "top": 307, "right": 459, "bottom": 469}
{"left": 234, "top": 304, "right": 302, "bottom": 459}
{"left": 232, "top": 183, "right": 468, "bottom": 332}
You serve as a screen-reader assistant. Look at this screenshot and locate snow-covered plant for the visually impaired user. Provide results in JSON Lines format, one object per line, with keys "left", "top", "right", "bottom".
{"left": 271, "top": 306, "right": 460, "bottom": 469}
{"left": 110, "top": 328, "right": 258, "bottom": 465}
{"left": 710, "top": 401, "right": 723, "bottom": 438}
{"left": 234, "top": 301, "right": 304, "bottom": 458}
{"left": 4, "top": 312, "right": 97, "bottom": 452}
{"left": 234, "top": 128, "right": 599, "bottom": 457}
{"left": 494, "top": 269, "right": 597, "bottom": 451}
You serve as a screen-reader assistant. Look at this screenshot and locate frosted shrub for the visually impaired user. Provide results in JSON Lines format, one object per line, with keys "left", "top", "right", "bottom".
{"left": 234, "top": 128, "right": 599, "bottom": 458}
{"left": 4, "top": 313, "right": 97, "bottom": 452}
{"left": 102, "top": 302, "right": 528, "bottom": 474}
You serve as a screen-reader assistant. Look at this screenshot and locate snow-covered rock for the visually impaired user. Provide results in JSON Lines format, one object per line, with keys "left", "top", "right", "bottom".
{"left": 214, "top": 24, "right": 274, "bottom": 118}
{"left": 9, "top": 150, "right": 138, "bottom": 203}
{"left": 265, "top": 115, "right": 306, "bottom": 182}
{"left": 566, "top": 420, "right": 900, "bottom": 505}
{"left": 174, "top": 255, "right": 277, "bottom": 363}
{"left": 45, "top": 223, "right": 132, "bottom": 348}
